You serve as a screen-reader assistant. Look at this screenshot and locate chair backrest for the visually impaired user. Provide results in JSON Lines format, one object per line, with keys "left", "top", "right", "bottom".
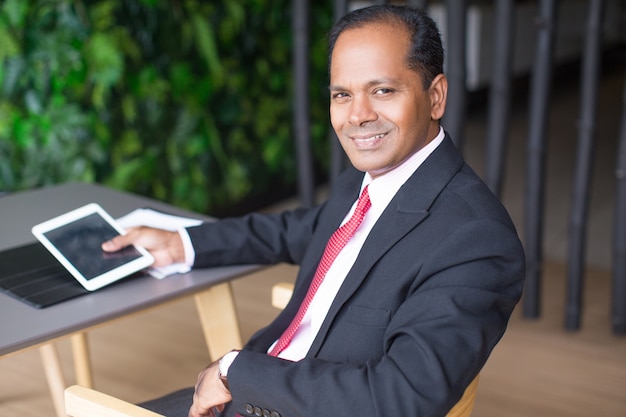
{"left": 445, "top": 375, "right": 479, "bottom": 417}
{"left": 271, "top": 282, "right": 479, "bottom": 417}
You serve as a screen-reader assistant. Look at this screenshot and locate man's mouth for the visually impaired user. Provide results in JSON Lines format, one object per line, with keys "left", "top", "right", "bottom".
{"left": 353, "top": 133, "right": 386, "bottom": 144}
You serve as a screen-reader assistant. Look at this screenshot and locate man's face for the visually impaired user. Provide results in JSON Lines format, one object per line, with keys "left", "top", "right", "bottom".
{"left": 329, "top": 23, "right": 446, "bottom": 178}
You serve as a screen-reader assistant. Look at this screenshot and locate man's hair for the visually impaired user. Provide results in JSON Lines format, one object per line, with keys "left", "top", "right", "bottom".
{"left": 328, "top": 5, "right": 444, "bottom": 90}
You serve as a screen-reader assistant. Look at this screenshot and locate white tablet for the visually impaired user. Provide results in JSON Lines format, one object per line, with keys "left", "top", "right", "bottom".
{"left": 31, "top": 203, "right": 155, "bottom": 291}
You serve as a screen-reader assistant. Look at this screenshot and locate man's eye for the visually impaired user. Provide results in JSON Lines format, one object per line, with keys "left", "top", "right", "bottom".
{"left": 374, "top": 88, "right": 393, "bottom": 95}
{"left": 332, "top": 92, "right": 349, "bottom": 100}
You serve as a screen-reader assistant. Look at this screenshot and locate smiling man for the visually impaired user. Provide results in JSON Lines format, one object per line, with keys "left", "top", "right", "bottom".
{"left": 328, "top": 18, "right": 446, "bottom": 178}
{"left": 104, "top": 5, "right": 525, "bottom": 417}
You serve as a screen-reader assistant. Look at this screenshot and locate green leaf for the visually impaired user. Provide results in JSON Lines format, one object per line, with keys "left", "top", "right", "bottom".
{"left": 1, "top": 0, "right": 28, "bottom": 27}
{"left": 1, "top": 56, "right": 23, "bottom": 96}
{"left": 84, "top": 32, "right": 124, "bottom": 87}
{"left": 0, "top": 24, "right": 19, "bottom": 60}
{"left": 190, "top": 14, "right": 223, "bottom": 82}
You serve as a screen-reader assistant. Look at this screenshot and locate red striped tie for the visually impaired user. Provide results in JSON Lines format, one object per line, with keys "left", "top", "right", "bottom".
{"left": 269, "top": 185, "right": 371, "bottom": 357}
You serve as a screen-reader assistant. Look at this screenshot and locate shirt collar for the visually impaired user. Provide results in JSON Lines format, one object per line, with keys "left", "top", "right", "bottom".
{"left": 360, "top": 127, "right": 445, "bottom": 211}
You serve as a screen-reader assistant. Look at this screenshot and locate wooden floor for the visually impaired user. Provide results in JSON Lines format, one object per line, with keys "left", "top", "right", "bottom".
{"left": 1, "top": 259, "right": 625, "bottom": 417}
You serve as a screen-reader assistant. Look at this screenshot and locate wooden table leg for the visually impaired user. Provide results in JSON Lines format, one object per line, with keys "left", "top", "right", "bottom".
{"left": 71, "top": 332, "right": 93, "bottom": 388}
{"left": 39, "top": 343, "right": 68, "bottom": 417}
{"left": 194, "top": 282, "right": 243, "bottom": 361}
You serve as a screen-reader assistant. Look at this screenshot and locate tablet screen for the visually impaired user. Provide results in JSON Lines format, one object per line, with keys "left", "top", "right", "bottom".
{"left": 32, "top": 203, "right": 154, "bottom": 291}
{"left": 42, "top": 213, "right": 143, "bottom": 281}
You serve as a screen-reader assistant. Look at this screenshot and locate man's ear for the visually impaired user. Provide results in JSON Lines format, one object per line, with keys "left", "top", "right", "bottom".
{"left": 429, "top": 74, "right": 448, "bottom": 121}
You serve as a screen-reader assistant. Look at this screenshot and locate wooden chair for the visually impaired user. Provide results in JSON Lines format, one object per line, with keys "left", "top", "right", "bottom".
{"left": 65, "top": 282, "right": 478, "bottom": 417}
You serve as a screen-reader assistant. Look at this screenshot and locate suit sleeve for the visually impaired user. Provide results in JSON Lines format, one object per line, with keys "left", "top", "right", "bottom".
{"left": 185, "top": 205, "right": 324, "bottom": 268}
{"left": 225, "top": 217, "right": 524, "bottom": 417}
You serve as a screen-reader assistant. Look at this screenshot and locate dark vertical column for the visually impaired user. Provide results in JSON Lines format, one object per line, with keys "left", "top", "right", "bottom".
{"left": 564, "top": 0, "right": 606, "bottom": 331}
{"left": 484, "top": 0, "right": 515, "bottom": 198}
{"left": 523, "top": 0, "right": 558, "bottom": 319}
{"left": 408, "top": 0, "right": 429, "bottom": 9}
{"left": 613, "top": 68, "right": 626, "bottom": 335}
{"left": 329, "top": 0, "right": 348, "bottom": 188}
{"left": 442, "top": 0, "right": 468, "bottom": 151}
{"left": 293, "top": 0, "right": 315, "bottom": 207}
{"left": 334, "top": 0, "right": 347, "bottom": 18}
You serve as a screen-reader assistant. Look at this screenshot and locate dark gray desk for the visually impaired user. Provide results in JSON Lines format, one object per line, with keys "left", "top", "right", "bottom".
{"left": 0, "top": 183, "right": 260, "bottom": 417}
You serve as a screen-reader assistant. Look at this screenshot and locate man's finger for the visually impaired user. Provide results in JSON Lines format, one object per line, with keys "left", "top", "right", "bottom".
{"left": 101, "top": 228, "right": 138, "bottom": 252}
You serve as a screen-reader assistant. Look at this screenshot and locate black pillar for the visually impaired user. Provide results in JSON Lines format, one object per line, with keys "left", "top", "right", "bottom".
{"left": 522, "top": 0, "right": 558, "bottom": 319}
{"left": 293, "top": 0, "right": 315, "bottom": 207}
{"left": 564, "top": 0, "right": 606, "bottom": 331}
{"left": 613, "top": 67, "right": 626, "bottom": 335}
{"left": 442, "top": 0, "right": 468, "bottom": 151}
{"left": 485, "top": 0, "right": 515, "bottom": 198}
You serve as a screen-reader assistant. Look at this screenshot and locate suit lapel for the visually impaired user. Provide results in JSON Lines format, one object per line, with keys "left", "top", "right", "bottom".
{"left": 307, "top": 134, "right": 464, "bottom": 357}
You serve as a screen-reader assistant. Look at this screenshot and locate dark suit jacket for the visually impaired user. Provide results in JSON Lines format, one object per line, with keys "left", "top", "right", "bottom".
{"left": 187, "top": 134, "right": 525, "bottom": 417}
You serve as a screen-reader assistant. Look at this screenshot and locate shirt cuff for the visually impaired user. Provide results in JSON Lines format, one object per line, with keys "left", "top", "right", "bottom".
{"left": 177, "top": 228, "right": 196, "bottom": 267}
{"left": 219, "top": 350, "right": 240, "bottom": 377}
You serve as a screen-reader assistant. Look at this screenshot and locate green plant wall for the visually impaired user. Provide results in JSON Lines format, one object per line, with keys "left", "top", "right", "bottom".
{"left": 0, "top": 0, "right": 333, "bottom": 215}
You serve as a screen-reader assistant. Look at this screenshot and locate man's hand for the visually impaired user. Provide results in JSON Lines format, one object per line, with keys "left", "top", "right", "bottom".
{"left": 101, "top": 226, "right": 185, "bottom": 267}
{"left": 188, "top": 359, "right": 232, "bottom": 417}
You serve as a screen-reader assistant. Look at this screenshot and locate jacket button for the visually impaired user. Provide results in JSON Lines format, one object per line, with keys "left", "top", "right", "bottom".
{"left": 270, "top": 411, "right": 281, "bottom": 417}
{"left": 245, "top": 404, "right": 254, "bottom": 414}
{"left": 262, "top": 409, "right": 271, "bottom": 417}
{"left": 254, "top": 406, "right": 262, "bottom": 416}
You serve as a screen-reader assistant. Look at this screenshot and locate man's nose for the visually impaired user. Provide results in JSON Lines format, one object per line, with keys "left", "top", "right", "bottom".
{"left": 349, "top": 96, "right": 377, "bottom": 126}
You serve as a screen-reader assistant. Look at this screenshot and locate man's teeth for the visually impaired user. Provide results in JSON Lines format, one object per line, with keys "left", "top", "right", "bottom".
{"left": 357, "top": 134, "right": 384, "bottom": 142}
